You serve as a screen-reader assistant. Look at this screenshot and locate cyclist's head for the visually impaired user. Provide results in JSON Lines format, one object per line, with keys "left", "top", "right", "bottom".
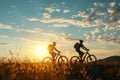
{"left": 79, "top": 40, "right": 83, "bottom": 43}
{"left": 53, "top": 41, "right": 56, "bottom": 45}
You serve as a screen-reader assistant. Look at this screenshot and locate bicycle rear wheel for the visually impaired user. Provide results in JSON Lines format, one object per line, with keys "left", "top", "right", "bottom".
{"left": 86, "top": 55, "right": 97, "bottom": 63}
{"left": 58, "top": 56, "right": 68, "bottom": 65}
{"left": 42, "top": 57, "right": 52, "bottom": 63}
{"left": 70, "top": 56, "right": 80, "bottom": 64}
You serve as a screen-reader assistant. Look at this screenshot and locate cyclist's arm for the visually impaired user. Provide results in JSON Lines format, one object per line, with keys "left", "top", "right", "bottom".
{"left": 54, "top": 47, "right": 60, "bottom": 52}
{"left": 82, "top": 45, "right": 89, "bottom": 51}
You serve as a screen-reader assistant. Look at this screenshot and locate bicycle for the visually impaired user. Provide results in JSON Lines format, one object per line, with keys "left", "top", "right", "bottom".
{"left": 42, "top": 52, "right": 68, "bottom": 65}
{"left": 70, "top": 51, "right": 97, "bottom": 64}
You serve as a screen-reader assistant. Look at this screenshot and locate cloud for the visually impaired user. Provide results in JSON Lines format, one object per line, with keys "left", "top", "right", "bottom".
{"left": 28, "top": 14, "right": 100, "bottom": 28}
{"left": 96, "top": 11, "right": 106, "bottom": 16}
{"left": 13, "top": 31, "right": 67, "bottom": 43}
{"left": 27, "top": 1, "right": 120, "bottom": 32}
{"left": 65, "top": 37, "right": 81, "bottom": 41}
{"left": 107, "top": 5, "right": 120, "bottom": 22}
{"left": 111, "top": 6, "right": 120, "bottom": 17}
{"left": 0, "top": 43, "right": 8, "bottom": 45}
{"left": 14, "top": 37, "right": 34, "bottom": 42}
{"left": 107, "top": 8, "right": 114, "bottom": 15}
{"left": 0, "top": 23, "right": 13, "bottom": 30}
{"left": 0, "top": 23, "right": 42, "bottom": 34}
{"left": 109, "top": 2, "right": 116, "bottom": 7}
{"left": 26, "top": 17, "right": 39, "bottom": 21}
{"left": 63, "top": 9, "right": 70, "bottom": 13}
{"left": 0, "top": 35, "right": 8, "bottom": 38}
{"left": 97, "top": 32, "right": 120, "bottom": 44}
{"left": 91, "top": 28, "right": 100, "bottom": 39}
{"left": 62, "top": 2, "right": 65, "bottom": 5}
{"left": 103, "top": 20, "right": 120, "bottom": 31}
{"left": 72, "top": 11, "right": 89, "bottom": 19}
{"left": 44, "top": 5, "right": 60, "bottom": 13}
{"left": 94, "top": 2, "right": 105, "bottom": 7}
{"left": 15, "top": 28, "right": 41, "bottom": 33}
{"left": 52, "top": 23, "right": 69, "bottom": 27}
{"left": 61, "top": 33, "right": 71, "bottom": 37}
{"left": 40, "top": 18, "right": 97, "bottom": 27}
{"left": 84, "top": 34, "right": 90, "bottom": 40}
{"left": 101, "top": 4, "right": 120, "bottom": 31}
{"left": 43, "top": 13, "right": 51, "bottom": 19}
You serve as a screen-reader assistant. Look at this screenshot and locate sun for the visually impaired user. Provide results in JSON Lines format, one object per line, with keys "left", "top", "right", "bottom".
{"left": 33, "top": 45, "right": 49, "bottom": 60}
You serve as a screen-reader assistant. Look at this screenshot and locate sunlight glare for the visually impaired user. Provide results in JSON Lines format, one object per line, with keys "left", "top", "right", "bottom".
{"left": 34, "top": 45, "right": 49, "bottom": 60}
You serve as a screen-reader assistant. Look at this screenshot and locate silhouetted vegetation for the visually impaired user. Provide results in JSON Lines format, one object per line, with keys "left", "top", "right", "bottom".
{"left": 0, "top": 58, "right": 120, "bottom": 80}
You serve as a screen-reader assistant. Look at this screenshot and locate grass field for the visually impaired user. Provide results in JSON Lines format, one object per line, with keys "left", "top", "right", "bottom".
{"left": 0, "top": 59, "right": 120, "bottom": 80}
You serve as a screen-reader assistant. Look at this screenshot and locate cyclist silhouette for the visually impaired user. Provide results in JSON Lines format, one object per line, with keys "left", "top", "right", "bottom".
{"left": 47, "top": 42, "right": 60, "bottom": 60}
{"left": 74, "top": 40, "right": 89, "bottom": 59}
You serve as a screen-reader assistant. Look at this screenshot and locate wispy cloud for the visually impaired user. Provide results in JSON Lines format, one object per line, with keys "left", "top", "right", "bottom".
{"left": 42, "top": 13, "right": 51, "bottom": 19}
{"left": 52, "top": 23, "right": 69, "bottom": 27}
{"left": 27, "top": 17, "right": 40, "bottom": 21}
{"left": 84, "top": 34, "right": 90, "bottom": 40}
{"left": 15, "top": 28, "right": 41, "bottom": 33}
{"left": 14, "top": 31, "right": 69, "bottom": 43}
{"left": 95, "top": 11, "right": 106, "bottom": 16}
{"left": 91, "top": 28, "right": 100, "bottom": 39}
{"left": 61, "top": 33, "right": 71, "bottom": 37}
{"left": 109, "top": 2, "right": 116, "bottom": 7}
{"left": 65, "top": 37, "right": 81, "bottom": 41}
{"left": 40, "top": 18, "right": 97, "bottom": 27}
{"left": 72, "top": 11, "right": 89, "bottom": 19}
{"left": 63, "top": 9, "right": 70, "bottom": 13}
{"left": 0, "top": 23, "right": 41, "bottom": 33}
{"left": 97, "top": 32, "right": 120, "bottom": 44}
{"left": 44, "top": 5, "right": 60, "bottom": 13}
{"left": 0, "top": 43, "right": 8, "bottom": 45}
{"left": 94, "top": 2, "right": 105, "bottom": 7}
{"left": 26, "top": 1, "right": 120, "bottom": 44}
{"left": 0, "top": 35, "right": 8, "bottom": 38}
{"left": 0, "top": 23, "right": 13, "bottom": 30}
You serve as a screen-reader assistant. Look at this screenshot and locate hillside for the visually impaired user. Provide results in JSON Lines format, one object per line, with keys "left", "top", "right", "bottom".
{"left": 97, "top": 56, "right": 120, "bottom": 62}
{"left": 103, "top": 56, "right": 120, "bottom": 62}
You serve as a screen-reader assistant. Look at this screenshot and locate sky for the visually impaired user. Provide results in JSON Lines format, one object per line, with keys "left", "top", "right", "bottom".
{"left": 0, "top": 0, "right": 120, "bottom": 60}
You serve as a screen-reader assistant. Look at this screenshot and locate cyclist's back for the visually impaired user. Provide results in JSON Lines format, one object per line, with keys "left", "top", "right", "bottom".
{"left": 74, "top": 40, "right": 89, "bottom": 58}
{"left": 48, "top": 44, "right": 54, "bottom": 53}
{"left": 47, "top": 42, "right": 60, "bottom": 59}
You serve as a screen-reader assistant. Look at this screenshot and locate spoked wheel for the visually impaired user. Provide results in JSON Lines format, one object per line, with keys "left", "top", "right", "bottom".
{"left": 87, "top": 55, "right": 97, "bottom": 63}
{"left": 42, "top": 57, "right": 53, "bottom": 66}
{"left": 42, "top": 57, "right": 54, "bottom": 70}
{"left": 70, "top": 56, "right": 80, "bottom": 64}
{"left": 58, "top": 56, "right": 68, "bottom": 65}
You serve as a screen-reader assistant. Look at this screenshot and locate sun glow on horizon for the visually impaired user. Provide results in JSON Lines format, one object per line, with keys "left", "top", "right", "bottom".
{"left": 33, "top": 44, "right": 50, "bottom": 60}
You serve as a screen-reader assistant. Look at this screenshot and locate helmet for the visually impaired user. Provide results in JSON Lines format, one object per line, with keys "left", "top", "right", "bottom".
{"left": 79, "top": 40, "right": 83, "bottom": 43}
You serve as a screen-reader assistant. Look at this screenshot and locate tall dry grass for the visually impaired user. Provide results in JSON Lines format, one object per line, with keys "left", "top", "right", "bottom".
{"left": 0, "top": 58, "right": 120, "bottom": 80}
{"left": 0, "top": 49, "right": 120, "bottom": 80}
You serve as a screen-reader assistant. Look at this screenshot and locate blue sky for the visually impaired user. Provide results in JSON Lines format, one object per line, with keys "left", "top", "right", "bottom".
{"left": 0, "top": 0, "right": 120, "bottom": 60}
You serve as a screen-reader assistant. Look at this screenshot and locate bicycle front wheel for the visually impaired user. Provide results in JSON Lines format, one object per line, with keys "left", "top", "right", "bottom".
{"left": 86, "top": 55, "right": 97, "bottom": 63}
{"left": 58, "top": 56, "right": 68, "bottom": 64}
{"left": 70, "top": 56, "right": 80, "bottom": 64}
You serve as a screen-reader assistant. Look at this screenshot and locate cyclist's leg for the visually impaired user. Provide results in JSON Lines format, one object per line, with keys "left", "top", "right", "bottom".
{"left": 49, "top": 52, "right": 54, "bottom": 60}
{"left": 80, "top": 51, "right": 84, "bottom": 58}
{"left": 77, "top": 51, "right": 84, "bottom": 63}
{"left": 76, "top": 50, "right": 82, "bottom": 61}
{"left": 52, "top": 52, "right": 57, "bottom": 61}
{"left": 76, "top": 49, "right": 83, "bottom": 58}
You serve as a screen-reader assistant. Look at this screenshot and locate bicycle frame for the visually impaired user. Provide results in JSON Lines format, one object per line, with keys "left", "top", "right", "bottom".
{"left": 81, "top": 51, "right": 90, "bottom": 60}
{"left": 53, "top": 52, "right": 61, "bottom": 61}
